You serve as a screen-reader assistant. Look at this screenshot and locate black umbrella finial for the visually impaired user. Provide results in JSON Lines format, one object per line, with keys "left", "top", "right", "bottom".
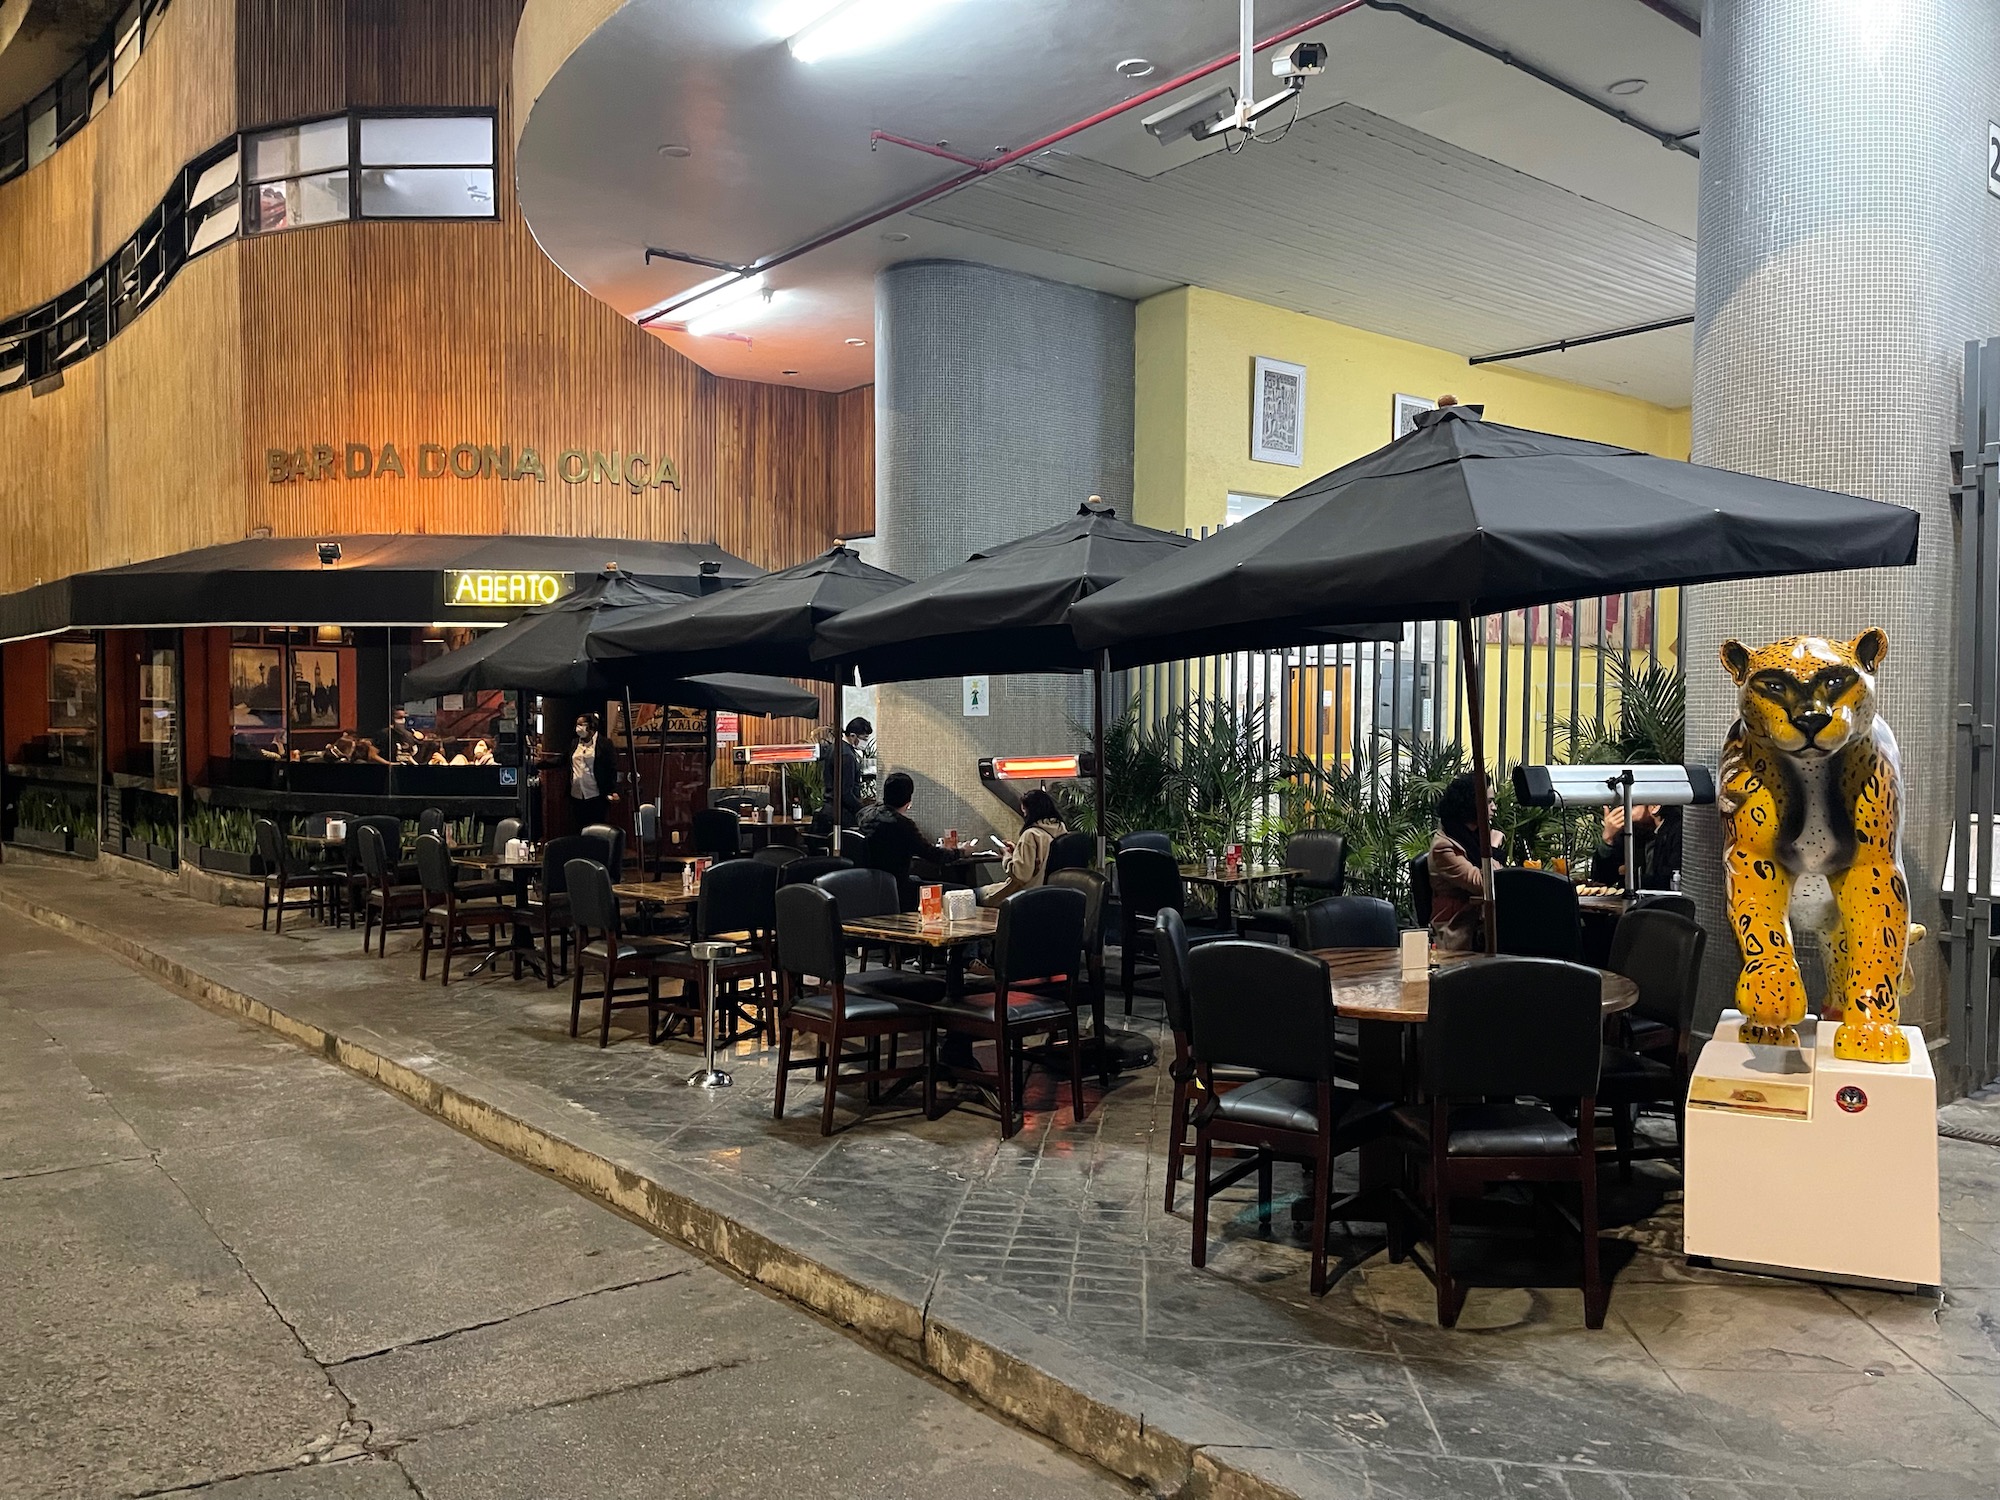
{"left": 1079, "top": 494, "right": 1115, "bottom": 517}
{"left": 1412, "top": 397, "right": 1486, "bottom": 430}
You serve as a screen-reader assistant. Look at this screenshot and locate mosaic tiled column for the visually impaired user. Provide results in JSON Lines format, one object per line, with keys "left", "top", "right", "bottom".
{"left": 870, "top": 261, "right": 1134, "bottom": 839}
{"left": 1683, "top": 0, "right": 2000, "bottom": 1063}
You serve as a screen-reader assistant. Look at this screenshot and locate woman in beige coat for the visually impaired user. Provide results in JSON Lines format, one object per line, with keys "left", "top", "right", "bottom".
{"left": 978, "top": 789, "right": 1067, "bottom": 907}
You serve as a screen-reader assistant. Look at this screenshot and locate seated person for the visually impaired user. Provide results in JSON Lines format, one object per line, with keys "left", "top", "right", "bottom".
{"left": 427, "top": 749, "right": 448, "bottom": 766}
{"left": 1589, "top": 801, "right": 1682, "bottom": 891}
{"left": 856, "top": 771, "right": 952, "bottom": 912}
{"left": 349, "top": 737, "right": 388, "bottom": 765}
{"left": 321, "top": 730, "right": 359, "bottom": 762}
{"left": 978, "top": 789, "right": 1066, "bottom": 907}
{"left": 1429, "top": 771, "right": 1505, "bottom": 953}
{"left": 469, "top": 739, "right": 496, "bottom": 767}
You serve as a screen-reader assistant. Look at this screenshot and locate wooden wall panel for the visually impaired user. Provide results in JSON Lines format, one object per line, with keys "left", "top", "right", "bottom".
{"left": 0, "top": 125, "right": 95, "bottom": 312}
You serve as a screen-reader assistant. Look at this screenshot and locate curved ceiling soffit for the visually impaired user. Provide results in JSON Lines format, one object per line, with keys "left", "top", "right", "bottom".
{"left": 513, "top": 0, "right": 632, "bottom": 151}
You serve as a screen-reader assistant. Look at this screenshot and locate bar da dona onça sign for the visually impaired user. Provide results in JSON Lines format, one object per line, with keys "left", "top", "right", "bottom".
{"left": 265, "top": 440, "right": 682, "bottom": 491}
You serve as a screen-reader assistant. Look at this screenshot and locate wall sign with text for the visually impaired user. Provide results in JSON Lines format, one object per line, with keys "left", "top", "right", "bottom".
{"left": 266, "top": 441, "right": 682, "bottom": 491}
{"left": 443, "top": 570, "right": 576, "bottom": 607}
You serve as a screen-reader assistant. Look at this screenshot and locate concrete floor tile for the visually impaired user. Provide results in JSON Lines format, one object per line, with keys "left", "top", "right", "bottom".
{"left": 1612, "top": 1281, "right": 1920, "bottom": 1373}
{"left": 151, "top": 1459, "right": 420, "bottom": 1498}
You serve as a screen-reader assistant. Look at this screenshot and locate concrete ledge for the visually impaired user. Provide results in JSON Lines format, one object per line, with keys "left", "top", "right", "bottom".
{"left": 0, "top": 877, "right": 1285, "bottom": 1500}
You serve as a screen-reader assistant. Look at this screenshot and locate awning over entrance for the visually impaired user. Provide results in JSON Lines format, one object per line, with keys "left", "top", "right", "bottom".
{"left": 0, "top": 535, "right": 764, "bottom": 642}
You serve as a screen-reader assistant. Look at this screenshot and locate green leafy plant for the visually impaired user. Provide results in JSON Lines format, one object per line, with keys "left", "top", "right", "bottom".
{"left": 186, "top": 803, "right": 256, "bottom": 854}
{"left": 1559, "top": 660, "right": 1685, "bottom": 765}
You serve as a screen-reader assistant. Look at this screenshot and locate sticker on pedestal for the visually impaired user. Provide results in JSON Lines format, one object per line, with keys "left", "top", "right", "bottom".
{"left": 1835, "top": 1085, "right": 1868, "bottom": 1114}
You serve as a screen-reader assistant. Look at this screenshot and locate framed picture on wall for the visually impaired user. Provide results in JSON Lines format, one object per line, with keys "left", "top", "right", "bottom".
{"left": 1251, "top": 356, "right": 1306, "bottom": 466}
{"left": 229, "top": 646, "right": 283, "bottom": 726}
{"left": 48, "top": 641, "right": 97, "bottom": 729}
{"left": 290, "top": 649, "right": 341, "bottom": 729}
{"left": 1393, "top": 392, "right": 1436, "bottom": 439}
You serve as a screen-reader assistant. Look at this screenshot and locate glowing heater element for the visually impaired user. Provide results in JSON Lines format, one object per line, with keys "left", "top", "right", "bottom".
{"left": 733, "top": 743, "right": 822, "bottom": 766}
{"left": 787, "top": 0, "right": 960, "bottom": 64}
{"left": 981, "top": 754, "right": 1084, "bottom": 781}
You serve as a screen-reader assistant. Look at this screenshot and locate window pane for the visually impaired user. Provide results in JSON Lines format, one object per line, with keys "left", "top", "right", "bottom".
{"left": 0, "top": 113, "right": 24, "bottom": 180}
{"left": 111, "top": 4, "right": 142, "bottom": 89}
{"left": 358, "top": 115, "right": 492, "bottom": 166}
{"left": 246, "top": 118, "right": 347, "bottom": 183}
{"left": 250, "top": 171, "right": 350, "bottom": 233}
{"left": 187, "top": 149, "right": 240, "bottom": 206}
{"left": 186, "top": 196, "right": 240, "bottom": 256}
{"left": 26, "top": 95, "right": 57, "bottom": 167}
{"left": 360, "top": 167, "right": 494, "bottom": 218}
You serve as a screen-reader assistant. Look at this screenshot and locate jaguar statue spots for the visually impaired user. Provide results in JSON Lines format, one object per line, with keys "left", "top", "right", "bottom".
{"left": 1718, "top": 629, "right": 1912, "bottom": 1064}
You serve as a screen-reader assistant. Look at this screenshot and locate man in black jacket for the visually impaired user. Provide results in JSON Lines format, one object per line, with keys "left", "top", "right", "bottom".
{"left": 1589, "top": 802, "right": 1682, "bottom": 890}
{"left": 838, "top": 716, "right": 870, "bottom": 828}
{"left": 857, "top": 771, "right": 949, "bottom": 911}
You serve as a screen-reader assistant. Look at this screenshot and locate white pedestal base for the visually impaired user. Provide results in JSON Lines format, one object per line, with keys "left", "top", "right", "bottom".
{"left": 1683, "top": 1014, "right": 1940, "bottom": 1291}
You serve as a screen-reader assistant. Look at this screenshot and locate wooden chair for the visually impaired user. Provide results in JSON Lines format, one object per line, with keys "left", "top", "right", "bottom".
{"left": 414, "top": 833, "right": 519, "bottom": 985}
{"left": 1243, "top": 830, "right": 1348, "bottom": 940}
{"left": 566, "top": 858, "right": 697, "bottom": 1047}
{"left": 1116, "top": 846, "right": 1229, "bottom": 1012}
{"left": 692, "top": 808, "right": 742, "bottom": 860}
{"left": 1492, "top": 867, "right": 1582, "bottom": 961}
{"left": 1046, "top": 867, "right": 1111, "bottom": 1087}
{"left": 772, "top": 882, "right": 933, "bottom": 1134}
{"left": 1389, "top": 956, "right": 1608, "bottom": 1328}
{"left": 254, "top": 818, "right": 329, "bottom": 933}
{"left": 1598, "top": 908, "right": 1705, "bottom": 1176}
{"left": 651, "top": 858, "right": 781, "bottom": 1045}
{"left": 1157, "top": 907, "right": 1256, "bottom": 1212}
{"left": 581, "top": 821, "right": 626, "bottom": 877}
{"left": 1186, "top": 940, "right": 1388, "bottom": 1295}
{"left": 526, "top": 834, "right": 614, "bottom": 986}
{"left": 357, "top": 822, "right": 424, "bottom": 955}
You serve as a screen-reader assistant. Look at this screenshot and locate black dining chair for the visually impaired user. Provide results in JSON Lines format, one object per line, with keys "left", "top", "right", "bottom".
{"left": 580, "top": 820, "right": 626, "bottom": 877}
{"left": 1598, "top": 908, "right": 1706, "bottom": 1176}
{"left": 772, "top": 883, "right": 934, "bottom": 1134}
{"left": 1493, "top": 866, "right": 1582, "bottom": 961}
{"left": 528, "top": 834, "right": 614, "bottom": 986}
{"left": 814, "top": 867, "right": 942, "bottom": 1000}
{"left": 1629, "top": 891, "right": 1697, "bottom": 922}
{"left": 357, "top": 822, "right": 424, "bottom": 955}
{"left": 415, "top": 833, "right": 518, "bottom": 985}
{"left": 489, "top": 817, "right": 523, "bottom": 853}
{"left": 1186, "top": 940, "right": 1388, "bottom": 1296}
{"left": 779, "top": 854, "right": 851, "bottom": 887}
{"left": 754, "top": 844, "right": 804, "bottom": 870}
{"left": 566, "top": 858, "right": 694, "bottom": 1047}
{"left": 653, "top": 857, "right": 780, "bottom": 1044}
{"left": 1116, "top": 846, "right": 1228, "bottom": 1012}
{"left": 1409, "top": 853, "right": 1434, "bottom": 928}
{"left": 418, "top": 807, "right": 446, "bottom": 839}
{"left": 1047, "top": 867, "right": 1111, "bottom": 1086}
{"left": 1046, "top": 830, "right": 1095, "bottom": 876}
{"left": 1244, "top": 831, "right": 1348, "bottom": 940}
{"left": 1289, "top": 895, "right": 1398, "bottom": 951}
{"left": 693, "top": 807, "right": 742, "bottom": 860}
{"left": 1389, "top": 956, "right": 1608, "bottom": 1328}
{"left": 1157, "top": 908, "right": 1260, "bottom": 1213}
{"left": 1117, "top": 831, "right": 1172, "bottom": 854}
{"left": 924, "top": 884, "right": 1088, "bottom": 1138}
{"left": 254, "top": 818, "right": 329, "bottom": 932}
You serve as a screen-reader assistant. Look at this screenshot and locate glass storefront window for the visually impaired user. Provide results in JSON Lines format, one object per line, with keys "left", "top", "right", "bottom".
{"left": 394, "top": 628, "right": 512, "bottom": 767}
{"left": 246, "top": 117, "right": 349, "bottom": 182}
{"left": 358, "top": 116, "right": 493, "bottom": 167}
{"left": 359, "top": 167, "right": 495, "bottom": 218}
{"left": 252, "top": 171, "right": 350, "bottom": 233}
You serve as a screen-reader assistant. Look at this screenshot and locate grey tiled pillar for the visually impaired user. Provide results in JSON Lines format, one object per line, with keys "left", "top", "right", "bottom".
{"left": 1683, "top": 0, "right": 2000, "bottom": 1066}
{"left": 870, "top": 260, "right": 1134, "bottom": 841}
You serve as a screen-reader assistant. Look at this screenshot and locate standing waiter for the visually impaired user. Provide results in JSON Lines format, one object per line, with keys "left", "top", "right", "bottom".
{"left": 838, "top": 716, "right": 871, "bottom": 828}
{"left": 566, "top": 711, "right": 620, "bottom": 831}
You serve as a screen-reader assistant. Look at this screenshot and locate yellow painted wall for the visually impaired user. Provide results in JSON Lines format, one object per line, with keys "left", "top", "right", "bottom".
{"left": 1135, "top": 285, "right": 1692, "bottom": 533}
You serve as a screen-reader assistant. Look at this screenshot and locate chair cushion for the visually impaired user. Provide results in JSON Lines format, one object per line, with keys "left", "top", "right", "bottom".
{"left": 1215, "top": 1077, "right": 1321, "bottom": 1134}
{"left": 1597, "top": 1046, "right": 1675, "bottom": 1103}
{"left": 456, "top": 879, "right": 506, "bottom": 901}
{"left": 1392, "top": 1101, "right": 1578, "bottom": 1156}
{"left": 848, "top": 968, "right": 947, "bottom": 1005}
{"left": 790, "top": 991, "right": 911, "bottom": 1023}
{"left": 431, "top": 902, "right": 515, "bottom": 922}
{"left": 929, "top": 990, "right": 1073, "bottom": 1026}
{"left": 1625, "top": 1016, "right": 1676, "bottom": 1053}
{"left": 581, "top": 937, "right": 683, "bottom": 961}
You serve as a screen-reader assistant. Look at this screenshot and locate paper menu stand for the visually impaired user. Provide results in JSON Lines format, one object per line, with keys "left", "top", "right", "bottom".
{"left": 919, "top": 884, "right": 944, "bottom": 927}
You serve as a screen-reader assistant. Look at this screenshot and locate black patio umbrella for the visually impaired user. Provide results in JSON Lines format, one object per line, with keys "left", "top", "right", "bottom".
{"left": 590, "top": 545, "right": 911, "bottom": 681}
{"left": 1069, "top": 405, "right": 1922, "bottom": 946}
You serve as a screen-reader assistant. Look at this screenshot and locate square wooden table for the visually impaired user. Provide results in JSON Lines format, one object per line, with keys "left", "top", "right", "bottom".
{"left": 839, "top": 910, "right": 997, "bottom": 949}
{"left": 1177, "top": 864, "right": 1306, "bottom": 923}
{"left": 613, "top": 880, "right": 700, "bottom": 911}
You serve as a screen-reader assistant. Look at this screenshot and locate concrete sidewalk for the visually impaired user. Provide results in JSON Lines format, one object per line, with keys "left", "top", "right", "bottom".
{"left": 4, "top": 857, "right": 1999, "bottom": 1500}
{"left": 0, "top": 908, "right": 1132, "bottom": 1499}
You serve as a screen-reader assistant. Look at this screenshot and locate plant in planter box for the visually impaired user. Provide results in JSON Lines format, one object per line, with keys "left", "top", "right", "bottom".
{"left": 10, "top": 788, "right": 74, "bottom": 851}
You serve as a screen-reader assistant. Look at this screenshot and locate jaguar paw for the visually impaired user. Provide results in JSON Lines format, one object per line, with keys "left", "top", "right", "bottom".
{"left": 1738, "top": 1021, "right": 1800, "bottom": 1047}
{"left": 1833, "top": 1020, "right": 1911, "bottom": 1065}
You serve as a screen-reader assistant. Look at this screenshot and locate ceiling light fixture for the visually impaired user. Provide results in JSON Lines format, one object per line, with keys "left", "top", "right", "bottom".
{"left": 1116, "top": 58, "right": 1155, "bottom": 79}
{"left": 781, "top": 369, "right": 801, "bottom": 376}
{"left": 788, "top": 0, "right": 959, "bottom": 64}
{"left": 881, "top": 231, "right": 910, "bottom": 242}
{"left": 665, "top": 272, "right": 768, "bottom": 328}
{"left": 1605, "top": 77, "right": 1646, "bottom": 95}
{"left": 686, "top": 287, "right": 778, "bottom": 338}
{"left": 845, "top": 337, "right": 868, "bottom": 346}
{"left": 657, "top": 143, "right": 692, "bottom": 157}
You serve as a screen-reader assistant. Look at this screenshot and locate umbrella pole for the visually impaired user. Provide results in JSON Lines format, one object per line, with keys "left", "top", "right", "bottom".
{"left": 1457, "top": 616, "right": 1498, "bottom": 955}
{"left": 622, "top": 687, "right": 643, "bottom": 878}
{"left": 1094, "top": 651, "right": 1109, "bottom": 868}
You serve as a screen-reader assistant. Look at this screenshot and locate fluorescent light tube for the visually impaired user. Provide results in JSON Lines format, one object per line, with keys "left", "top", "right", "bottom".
{"left": 686, "top": 288, "right": 778, "bottom": 337}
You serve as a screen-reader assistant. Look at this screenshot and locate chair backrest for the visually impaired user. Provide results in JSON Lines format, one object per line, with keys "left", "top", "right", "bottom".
{"left": 814, "top": 866, "right": 900, "bottom": 921}
{"left": 418, "top": 807, "right": 446, "bottom": 837}
{"left": 837, "top": 826, "right": 863, "bottom": 858}
{"left": 356, "top": 822, "right": 392, "bottom": 883}
{"left": 253, "top": 817, "right": 287, "bottom": 874}
{"left": 1291, "top": 894, "right": 1398, "bottom": 951}
{"left": 1409, "top": 853, "right": 1433, "bottom": 927}
{"left": 1608, "top": 907, "right": 1706, "bottom": 1033}
{"left": 780, "top": 854, "right": 851, "bottom": 887}
{"left": 698, "top": 856, "right": 778, "bottom": 938}
{"left": 1046, "top": 830, "right": 1095, "bottom": 875}
{"left": 692, "top": 807, "right": 741, "bottom": 858}
{"left": 1117, "top": 830, "right": 1172, "bottom": 855}
{"left": 1425, "top": 957, "right": 1603, "bottom": 1100}
{"left": 1187, "top": 941, "right": 1336, "bottom": 1082}
{"left": 1047, "top": 867, "right": 1107, "bottom": 958}
{"left": 774, "top": 882, "right": 844, "bottom": 985}
{"left": 1285, "top": 830, "right": 1347, "bottom": 893}
{"left": 753, "top": 844, "right": 804, "bottom": 868}
{"left": 581, "top": 821, "right": 625, "bottom": 874}
{"left": 1492, "top": 867, "right": 1582, "bottom": 961}
{"left": 490, "top": 817, "right": 522, "bottom": 853}
{"left": 1114, "top": 846, "right": 1183, "bottom": 919}
{"left": 1630, "top": 891, "right": 1697, "bottom": 922}
{"left": 637, "top": 802, "right": 659, "bottom": 841}
{"left": 563, "top": 857, "right": 618, "bottom": 935}
{"left": 413, "top": 832, "right": 454, "bottom": 900}
{"left": 541, "top": 834, "right": 613, "bottom": 896}
{"left": 993, "top": 884, "right": 1086, "bottom": 987}
{"left": 358, "top": 815, "right": 404, "bottom": 868}
{"left": 1155, "top": 906, "right": 1195, "bottom": 1040}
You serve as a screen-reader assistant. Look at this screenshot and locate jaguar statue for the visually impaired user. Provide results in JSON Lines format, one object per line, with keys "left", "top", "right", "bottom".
{"left": 1718, "top": 628, "right": 1912, "bottom": 1064}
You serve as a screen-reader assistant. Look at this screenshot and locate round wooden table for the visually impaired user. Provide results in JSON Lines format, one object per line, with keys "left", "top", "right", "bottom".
{"left": 1310, "top": 947, "right": 1639, "bottom": 1022}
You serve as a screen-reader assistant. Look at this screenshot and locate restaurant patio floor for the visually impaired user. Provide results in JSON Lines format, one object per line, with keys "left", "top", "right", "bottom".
{"left": 2, "top": 857, "right": 1996, "bottom": 1500}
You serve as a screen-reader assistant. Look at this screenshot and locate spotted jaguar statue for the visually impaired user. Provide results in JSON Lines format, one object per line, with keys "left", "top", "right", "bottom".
{"left": 1718, "top": 628, "right": 1912, "bottom": 1064}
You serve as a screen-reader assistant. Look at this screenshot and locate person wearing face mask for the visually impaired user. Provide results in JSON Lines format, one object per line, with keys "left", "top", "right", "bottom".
{"left": 568, "top": 712, "right": 620, "bottom": 830}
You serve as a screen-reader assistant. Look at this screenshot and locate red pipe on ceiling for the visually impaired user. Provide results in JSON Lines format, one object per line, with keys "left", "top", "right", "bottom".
{"left": 640, "top": 0, "right": 1372, "bottom": 326}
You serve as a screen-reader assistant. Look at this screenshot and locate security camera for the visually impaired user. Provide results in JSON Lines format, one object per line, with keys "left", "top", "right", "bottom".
{"left": 1272, "top": 41, "right": 1327, "bottom": 80}
{"left": 1141, "top": 83, "right": 1237, "bottom": 144}
{"left": 316, "top": 541, "right": 342, "bottom": 567}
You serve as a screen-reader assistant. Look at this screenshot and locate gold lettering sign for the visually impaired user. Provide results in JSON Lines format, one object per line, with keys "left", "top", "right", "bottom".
{"left": 263, "top": 443, "right": 681, "bottom": 490}
{"left": 443, "top": 570, "right": 576, "bottom": 608}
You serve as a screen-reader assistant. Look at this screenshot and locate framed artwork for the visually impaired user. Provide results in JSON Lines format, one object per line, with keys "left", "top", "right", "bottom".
{"left": 290, "top": 649, "right": 341, "bottom": 729}
{"left": 1251, "top": 356, "right": 1306, "bottom": 466}
{"left": 229, "top": 646, "right": 283, "bottom": 726}
{"left": 48, "top": 640, "right": 97, "bottom": 729}
{"left": 1393, "top": 392, "right": 1436, "bottom": 439}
